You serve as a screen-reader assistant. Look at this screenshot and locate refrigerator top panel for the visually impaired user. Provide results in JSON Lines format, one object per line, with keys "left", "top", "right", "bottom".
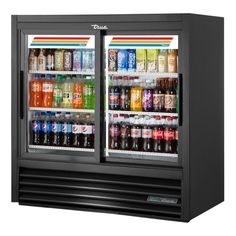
{"left": 105, "top": 35, "right": 178, "bottom": 49}
{"left": 28, "top": 35, "right": 95, "bottom": 49}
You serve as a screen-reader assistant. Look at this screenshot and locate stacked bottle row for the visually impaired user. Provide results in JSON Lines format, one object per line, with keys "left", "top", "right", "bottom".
{"left": 29, "top": 48, "right": 95, "bottom": 72}
{"left": 109, "top": 76, "right": 178, "bottom": 113}
{"left": 109, "top": 115, "right": 178, "bottom": 154}
{"left": 108, "top": 49, "right": 178, "bottom": 73}
{"left": 31, "top": 112, "right": 94, "bottom": 148}
{"left": 30, "top": 74, "right": 95, "bottom": 109}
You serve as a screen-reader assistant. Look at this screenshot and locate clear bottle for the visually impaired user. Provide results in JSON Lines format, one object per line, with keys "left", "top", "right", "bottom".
{"left": 83, "top": 76, "right": 94, "bottom": 109}
{"left": 29, "top": 49, "right": 38, "bottom": 71}
{"left": 168, "top": 49, "right": 178, "bottom": 73}
{"left": 62, "top": 76, "right": 74, "bottom": 108}
{"left": 158, "top": 49, "right": 168, "bottom": 73}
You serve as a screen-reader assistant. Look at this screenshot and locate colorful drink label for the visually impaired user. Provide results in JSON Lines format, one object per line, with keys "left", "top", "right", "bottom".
{"left": 127, "top": 49, "right": 136, "bottom": 71}
{"left": 32, "top": 121, "right": 41, "bottom": 132}
{"left": 62, "top": 124, "right": 72, "bottom": 133}
{"left": 142, "top": 129, "right": 152, "bottom": 138}
{"left": 81, "top": 125, "right": 93, "bottom": 134}
{"left": 108, "top": 49, "right": 117, "bottom": 71}
{"left": 52, "top": 123, "right": 62, "bottom": 133}
{"left": 142, "top": 89, "right": 153, "bottom": 110}
{"left": 72, "top": 124, "right": 82, "bottom": 134}
{"left": 117, "top": 49, "right": 128, "bottom": 71}
{"left": 147, "top": 49, "right": 158, "bottom": 72}
{"left": 152, "top": 129, "right": 164, "bottom": 140}
{"left": 42, "top": 122, "right": 52, "bottom": 132}
{"left": 73, "top": 50, "right": 82, "bottom": 71}
{"left": 164, "top": 130, "right": 175, "bottom": 140}
{"left": 110, "top": 125, "right": 120, "bottom": 137}
{"left": 131, "top": 128, "right": 142, "bottom": 138}
{"left": 165, "top": 94, "right": 176, "bottom": 109}
{"left": 136, "top": 49, "right": 146, "bottom": 72}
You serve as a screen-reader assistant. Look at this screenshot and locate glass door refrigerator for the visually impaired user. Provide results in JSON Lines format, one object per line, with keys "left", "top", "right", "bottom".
{"left": 12, "top": 14, "right": 224, "bottom": 222}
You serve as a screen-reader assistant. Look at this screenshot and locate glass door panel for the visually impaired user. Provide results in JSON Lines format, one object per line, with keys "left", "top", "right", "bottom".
{"left": 27, "top": 35, "right": 95, "bottom": 154}
{"left": 104, "top": 35, "right": 179, "bottom": 163}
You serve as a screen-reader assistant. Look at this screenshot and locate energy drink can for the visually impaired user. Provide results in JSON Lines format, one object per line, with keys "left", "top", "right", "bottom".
{"left": 127, "top": 49, "right": 136, "bottom": 71}
{"left": 147, "top": 49, "right": 158, "bottom": 72}
{"left": 136, "top": 49, "right": 146, "bottom": 72}
{"left": 117, "top": 49, "right": 128, "bottom": 71}
{"left": 108, "top": 49, "right": 118, "bottom": 71}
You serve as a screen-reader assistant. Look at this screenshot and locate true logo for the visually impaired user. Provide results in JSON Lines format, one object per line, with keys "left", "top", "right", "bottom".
{"left": 91, "top": 24, "right": 108, "bottom": 30}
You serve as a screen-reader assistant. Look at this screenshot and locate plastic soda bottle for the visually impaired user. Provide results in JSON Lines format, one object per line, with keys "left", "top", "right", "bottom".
{"left": 28, "top": 49, "right": 38, "bottom": 71}
{"left": 30, "top": 74, "right": 42, "bottom": 107}
{"left": 73, "top": 78, "right": 83, "bottom": 109}
{"left": 83, "top": 76, "right": 93, "bottom": 109}
{"left": 42, "top": 74, "right": 54, "bottom": 108}
{"left": 31, "top": 111, "right": 42, "bottom": 145}
{"left": 62, "top": 76, "right": 74, "bottom": 108}
{"left": 53, "top": 75, "right": 63, "bottom": 108}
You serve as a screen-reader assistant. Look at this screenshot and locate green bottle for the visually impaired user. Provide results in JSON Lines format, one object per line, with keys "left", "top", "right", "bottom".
{"left": 53, "top": 75, "right": 63, "bottom": 108}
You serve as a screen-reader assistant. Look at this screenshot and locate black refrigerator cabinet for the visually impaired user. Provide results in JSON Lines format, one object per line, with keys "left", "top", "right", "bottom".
{"left": 12, "top": 13, "right": 224, "bottom": 222}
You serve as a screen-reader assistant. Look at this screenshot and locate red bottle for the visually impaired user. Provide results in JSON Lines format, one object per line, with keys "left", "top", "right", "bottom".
{"left": 142, "top": 125, "right": 152, "bottom": 152}
{"left": 130, "top": 116, "right": 142, "bottom": 151}
{"left": 152, "top": 116, "right": 164, "bottom": 152}
{"left": 163, "top": 117, "right": 175, "bottom": 153}
{"left": 120, "top": 116, "right": 131, "bottom": 150}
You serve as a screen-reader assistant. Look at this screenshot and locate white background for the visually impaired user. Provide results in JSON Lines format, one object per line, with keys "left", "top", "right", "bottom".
{"left": 0, "top": 0, "right": 235, "bottom": 235}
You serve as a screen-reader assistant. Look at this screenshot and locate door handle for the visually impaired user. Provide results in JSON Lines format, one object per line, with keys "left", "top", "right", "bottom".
{"left": 178, "top": 73, "right": 183, "bottom": 126}
{"left": 20, "top": 70, "right": 24, "bottom": 119}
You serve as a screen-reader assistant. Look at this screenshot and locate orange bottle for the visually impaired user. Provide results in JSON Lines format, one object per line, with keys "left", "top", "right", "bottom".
{"left": 73, "top": 80, "right": 83, "bottom": 109}
{"left": 42, "top": 74, "right": 54, "bottom": 107}
{"left": 30, "top": 74, "right": 42, "bottom": 107}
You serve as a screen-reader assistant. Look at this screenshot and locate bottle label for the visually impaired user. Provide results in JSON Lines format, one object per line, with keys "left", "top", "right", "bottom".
{"left": 63, "top": 92, "right": 73, "bottom": 105}
{"left": 29, "top": 57, "right": 37, "bottom": 71}
{"left": 130, "top": 88, "right": 142, "bottom": 110}
{"left": 53, "top": 88, "right": 63, "bottom": 100}
{"left": 164, "top": 130, "right": 175, "bottom": 140}
{"left": 38, "top": 55, "right": 46, "bottom": 71}
{"left": 142, "top": 129, "right": 152, "bottom": 138}
{"left": 52, "top": 123, "right": 62, "bottom": 133}
{"left": 32, "top": 121, "right": 41, "bottom": 131}
{"left": 153, "top": 93, "right": 165, "bottom": 108}
{"left": 158, "top": 55, "right": 167, "bottom": 72}
{"left": 120, "top": 92, "right": 129, "bottom": 107}
{"left": 152, "top": 129, "right": 164, "bottom": 140}
{"left": 72, "top": 124, "right": 82, "bottom": 134}
{"left": 73, "top": 92, "right": 83, "bottom": 106}
{"left": 31, "top": 82, "right": 41, "bottom": 92}
{"left": 120, "top": 127, "right": 131, "bottom": 138}
{"left": 47, "top": 55, "right": 53, "bottom": 69}
{"left": 42, "top": 83, "right": 53, "bottom": 93}
{"left": 42, "top": 122, "right": 52, "bottom": 132}
{"left": 73, "top": 51, "right": 82, "bottom": 71}
{"left": 109, "top": 92, "right": 120, "bottom": 106}
{"left": 131, "top": 128, "right": 141, "bottom": 138}
{"left": 64, "top": 52, "right": 72, "bottom": 70}
{"left": 168, "top": 55, "right": 177, "bottom": 73}
{"left": 81, "top": 125, "right": 93, "bottom": 134}
{"left": 165, "top": 94, "right": 176, "bottom": 109}
{"left": 83, "top": 86, "right": 93, "bottom": 95}
{"left": 62, "top": 124, "right": 72, "bottom": 133}
{"left": 110, "top": 125, "right": 120, "bottom": 137}
{"left": 55, "top": 51, "right": 64, "bottom": 70}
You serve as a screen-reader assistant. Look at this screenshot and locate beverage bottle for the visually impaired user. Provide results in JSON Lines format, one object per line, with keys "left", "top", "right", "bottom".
{"left": 38, "top": 49, "right": 46, "bottom": 71}
{"left": 109, "top": 114, "right": 120, "bottom": 149}
{"left": 142, "top": 81, "right": 153, "bottom": 112}
{"left": 82, "top": 50, "right": 93, "bottom": 72}
{"left": 131, "top": 116, "right": 142, "bottom": 151}
{"left": 165, "top": 78, "right": 176, "bottom": 113}
{"left": 28, "top": 49, "right": 38, "bottom": 71}
{"left": 54, "top": 49, "right": 64, "bottom": 71}
{"left": 120, "top": 115, "right": 131, "bottom": 150}
{"left": 130, "top": 79, "right": 142, "bottom": 111}
{"left": 42, "top": 112, "right": 53, "bottom": 146}
{"left": 109, "top": 76, "right": 120, "bottom": 110}
{"left": 168, "top": 49, "right": 178, "bottom": 73}
{"left": 30, "top": 74, "right": 42, "bottom": 107}
{"left": 73, "top": 49, "right": 82, "bottom": 71}
{"left": 72, "top": 114, "right": 82, "bottom": 147}
{"left": 81, "top": 114, "right": 94, "bottom": 148}
{"left": 153, "top": 77, "right": 165, "bottom": 112}
{"left": 62, "top": 76, "right": 74, "bottom": 108}
{"left": 158, "top": 49, "right": 168, "bottom": 73}
{"left": 46, "top": 49, "right": 55, "bottom": 71}
{"left": 31, "top": 112, "right": 42, "bottom": 145}
{"left": 64, "top": 49, "right": 73, "bottom": 71}
{"left": 120, "top": 77, "right": 130, "bottom": 110}
{"left": 53, "top": 75, "right": 63, "bottom": 108}
{"left": 142, "top": 116, "right": 153, "bottom": 152}
{"left": 62, "top": 112, "right": 72, "bottom": 147}
{"left": 73, "top": 78, "right": 83, "bottom": 109}
{"left": 42, "top": 74, "right": 54, "bottom": 108}
{"left": 83, "top": 76, "right": 93, "bottom": 109}
{"left": 163, "top": 117, "right": 175, "bottom": 153}
{"left": 52, "top": 112, "right": 62, "bottom": 146}
{"left": 152, "top": 116, "right": 164, "bottom": 152}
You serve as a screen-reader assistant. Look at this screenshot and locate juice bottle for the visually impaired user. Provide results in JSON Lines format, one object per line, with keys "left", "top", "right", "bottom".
{"left": 168, "top": 49, "right": 178, "bottom": 73}
{"left": 42, "top": 74, "right": 54, "bottom": 107}
{"left": 54, "top": 49, "right": 64, "bottom": 71}
{"left": 62, "top": 76, "right": 74, "bottom": 108}
{"left": 73, "top": 77, "right": 83, "bottom": 109}
{"left": 53, "top": 75, "right": 63, "bottom": 108}
{"left": 158, "top": 49, "right": 168, "bottom": 73}
{"left": 30, "top": 74, "right": 42, "bottom": 107}
{"left": 83, "top": 76, "right": 93, "bottom": 109}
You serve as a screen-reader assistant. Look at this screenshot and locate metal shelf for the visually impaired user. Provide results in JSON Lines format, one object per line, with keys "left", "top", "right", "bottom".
{"left": 29, "top": 70, "right": 95, "bottom": 75}
{"left": 107, "top": 110, "right": 178, "bottom": 117}
{"left": 29, "top": 145, "right": 94, "bottom": 152}
{"left": 107, "top": 149, "right": 178, "bottom": 158}
{"left": 108, "top": 71, "right": 178, "bottom": 78}
{"left": 29, "top": 107, "right": 94, "bottom": 113}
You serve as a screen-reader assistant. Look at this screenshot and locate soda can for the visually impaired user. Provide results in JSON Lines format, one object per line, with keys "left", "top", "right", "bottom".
{"left": 117, "top": 49, "right": 128, "bottom": 71}
{"left": 127, "top": 49, "right": 136, "bottom": 71}
{"left": 108, "top": 49, "right": 118, "bottom": 71}
{"left": 136, "top": 49, "right": 146, "bottom": 72}
{"left": 73, "top": 50, "right": 82, "bottom": 71}
{"left": 147, "top": 49, "right": 158, "bottom": 72}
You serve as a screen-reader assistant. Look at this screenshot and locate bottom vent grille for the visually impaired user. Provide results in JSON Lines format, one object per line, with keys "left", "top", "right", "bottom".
{"left": 19, "top": 168, "right": 182, "bottom": 220}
